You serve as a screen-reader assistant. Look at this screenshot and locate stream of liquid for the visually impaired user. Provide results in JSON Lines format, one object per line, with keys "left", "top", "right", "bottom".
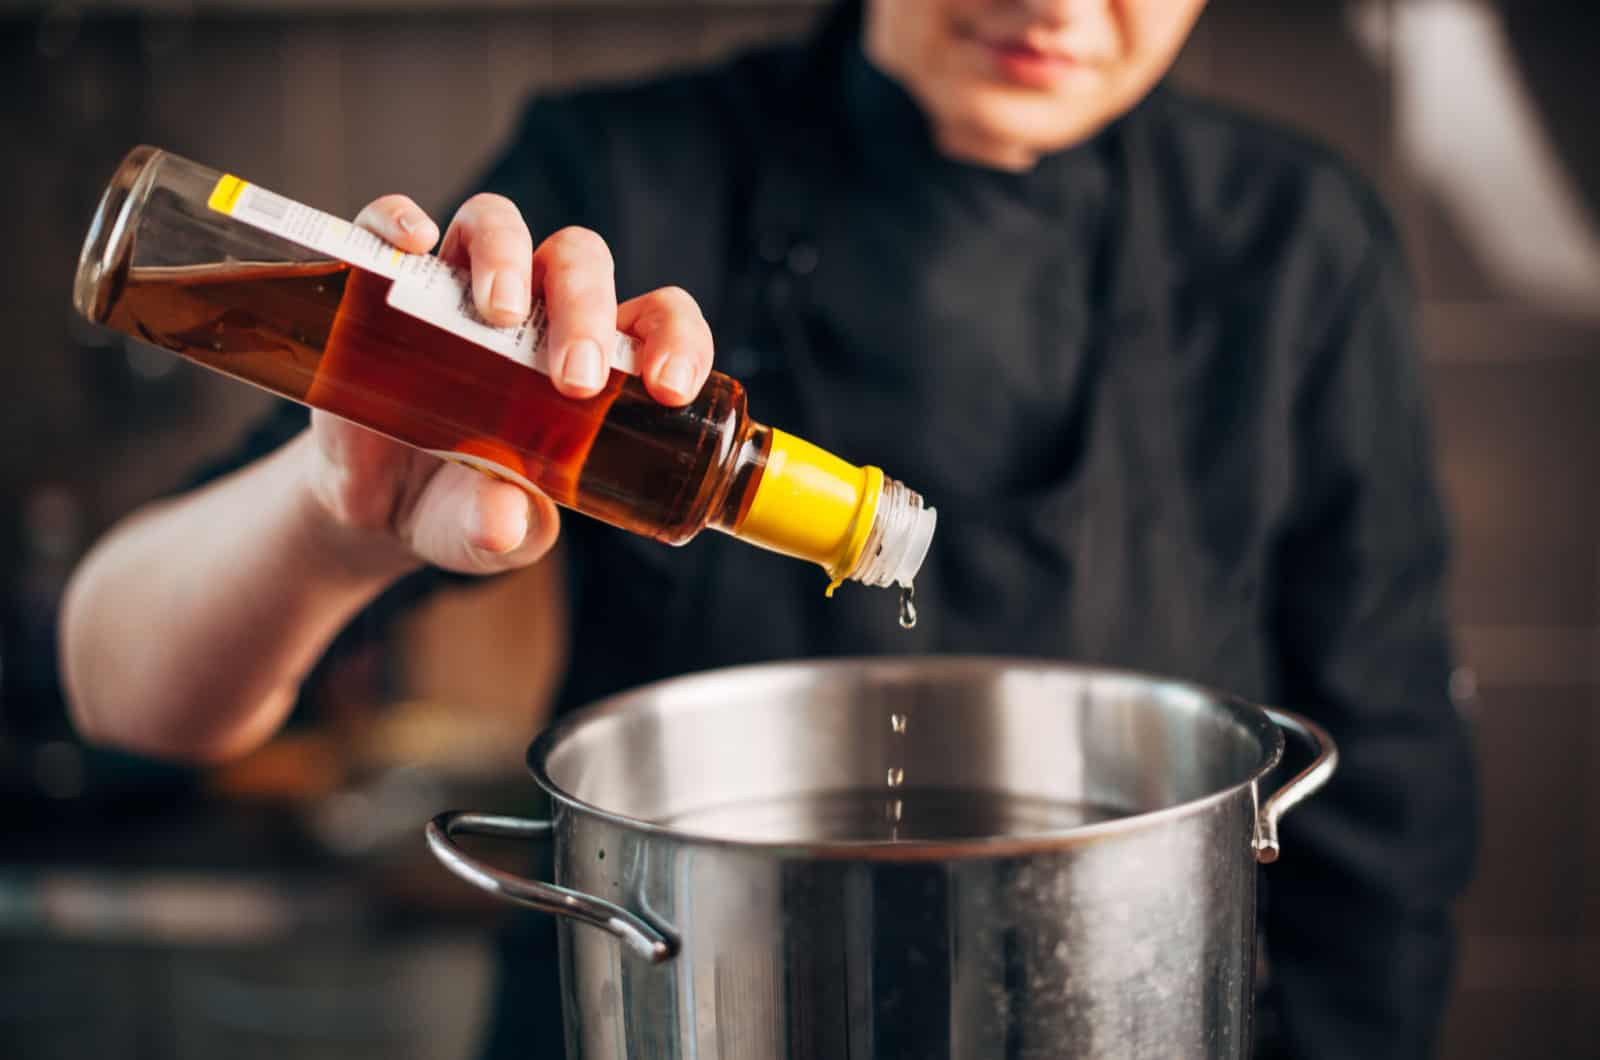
{"left": 886, "top": 711, "right": 908, "bottom": 839}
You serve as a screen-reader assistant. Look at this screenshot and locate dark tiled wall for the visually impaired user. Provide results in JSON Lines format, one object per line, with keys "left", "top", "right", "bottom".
{"left": 0, "top": 2, "right": 1593, "bottom": 1056}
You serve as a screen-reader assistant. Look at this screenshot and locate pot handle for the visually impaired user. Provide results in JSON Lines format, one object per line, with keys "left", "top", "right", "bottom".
{"left": 425, "top": 811, "right": 677, "bottom": 964}
{"left": 1254, "top": 710, "right": 1340, "bottom": 865}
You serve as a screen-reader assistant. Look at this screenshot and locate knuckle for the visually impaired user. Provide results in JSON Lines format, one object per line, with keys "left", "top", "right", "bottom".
{"left": 545, "top": 268, "right": 584, "bottom": 297}
{"left": 545, "top": 226, "right": 613, "bottom": 266}
{"left": 460, "top": 194, "right": 528, "bottom": 239}
{"left": 463, "top": 191, "right": 516, "bottom": 216}
{"left": 650, "top": 285, "right": 704, "bottom": 321}
{"left": 655, "top": 285, "right": 694, "bottom": 308}
{"left": 478, "top": 223, "right": 533, "bottom": 256}
{"left": 656, "top": 307, "right": 710, "bottom": 343}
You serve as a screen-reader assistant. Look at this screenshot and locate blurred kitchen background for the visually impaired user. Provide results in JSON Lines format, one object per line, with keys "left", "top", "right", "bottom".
{"left": 0, "top": 0, "right": 1594, "bottom": 1057}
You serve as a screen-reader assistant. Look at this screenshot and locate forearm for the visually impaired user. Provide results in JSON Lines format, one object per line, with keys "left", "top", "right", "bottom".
{"left": 60, "top": 430, "right": 418, "bottom": 763}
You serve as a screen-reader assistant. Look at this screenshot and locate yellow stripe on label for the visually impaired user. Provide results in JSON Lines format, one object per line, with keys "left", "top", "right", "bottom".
{"left": 207, "top": 174, "right": 248, "bottom": 216}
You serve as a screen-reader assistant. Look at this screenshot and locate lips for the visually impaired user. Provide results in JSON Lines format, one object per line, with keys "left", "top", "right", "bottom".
{"left": 977, "top": 35, "right": 1085, "bottom": 89}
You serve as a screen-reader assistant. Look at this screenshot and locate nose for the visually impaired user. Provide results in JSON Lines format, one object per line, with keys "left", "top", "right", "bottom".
{"left": 1018, "top": 0, "right": 1096, "bottom": 24}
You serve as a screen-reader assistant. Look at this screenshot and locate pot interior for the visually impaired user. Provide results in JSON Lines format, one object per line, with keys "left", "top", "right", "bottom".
{"left": 531, "top": 658, "right": 1281, "bottom": 844}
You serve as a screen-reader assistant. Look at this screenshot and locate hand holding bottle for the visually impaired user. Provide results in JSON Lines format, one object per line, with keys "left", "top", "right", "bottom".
{"left": 63, "top": 146, "right": 932, "bottom": 762}
{"left": 301, "top": 192, "right": 717, "bottom": 577}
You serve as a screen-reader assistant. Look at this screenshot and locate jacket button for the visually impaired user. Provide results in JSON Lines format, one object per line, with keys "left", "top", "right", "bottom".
{"left": 786, "top": 242, "right": 819, "bottom": 276}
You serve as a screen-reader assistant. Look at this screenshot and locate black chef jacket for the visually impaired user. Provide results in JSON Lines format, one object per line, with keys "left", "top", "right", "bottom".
{"left": 189, "top": 3, "right": 1477, "bottom": 1057}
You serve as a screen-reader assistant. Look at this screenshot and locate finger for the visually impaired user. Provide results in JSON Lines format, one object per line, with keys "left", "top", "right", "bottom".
{"left": 352, "top": 194, "right": 440, "bottom": 254}
{"left": 403, "top": 463, "right": 560, "bottom": 575}
{"left": 532, "top": 226, "right": 618, "bottom": 399}
{"left": 616, "top": 286, "right": 713, "bottom": 406}
{"left": 439, "top": 193, "right": 535, "bottom": 328}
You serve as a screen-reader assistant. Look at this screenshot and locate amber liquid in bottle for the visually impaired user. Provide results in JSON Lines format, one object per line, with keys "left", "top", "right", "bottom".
{"left": 104, "top": 259, "right": 762, "bottom": 542}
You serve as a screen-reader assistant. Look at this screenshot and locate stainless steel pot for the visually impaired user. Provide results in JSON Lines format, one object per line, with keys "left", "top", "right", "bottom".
{"left": 426, "top": 657, "right": 1336, "bottom": 1059}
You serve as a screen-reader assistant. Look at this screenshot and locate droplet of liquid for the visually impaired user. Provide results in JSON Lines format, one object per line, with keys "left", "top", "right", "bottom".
{"left": 898, "top": 585, "right": 918, "bottom": 630}
{"left": 890, "top": 712, "right": 908, "bottom": 734}
{"left": 886, "top": 766, "right": 904, "bottom": 788}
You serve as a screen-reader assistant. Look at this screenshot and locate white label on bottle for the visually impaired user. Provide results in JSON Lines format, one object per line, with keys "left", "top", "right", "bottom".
{"left": 384, "top": 255, "right": 640, "bottom": 375}
{"left": 208, "top": 174, "right": 640, "bottom": 376}
{"left": 214, "top": 178, "right": 409, "bottom": 279}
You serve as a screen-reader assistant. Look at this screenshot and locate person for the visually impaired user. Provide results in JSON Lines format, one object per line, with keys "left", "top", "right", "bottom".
{"left": 60, "top": 1, "right": 1477, "bottom": 1056}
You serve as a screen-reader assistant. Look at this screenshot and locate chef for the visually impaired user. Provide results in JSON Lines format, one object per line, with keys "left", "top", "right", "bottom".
{"left": 61, "top": 1, "right": 1477, "bottom": 1056}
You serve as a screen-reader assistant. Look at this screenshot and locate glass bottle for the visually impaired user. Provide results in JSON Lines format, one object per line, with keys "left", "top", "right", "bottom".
{"left": 73, "top": 146, "right": 936, "bottom": 595}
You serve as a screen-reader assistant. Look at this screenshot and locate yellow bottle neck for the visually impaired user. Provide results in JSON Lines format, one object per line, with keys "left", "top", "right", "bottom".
{"left": 729, "top": 429, "right": 884, "bottom": 593}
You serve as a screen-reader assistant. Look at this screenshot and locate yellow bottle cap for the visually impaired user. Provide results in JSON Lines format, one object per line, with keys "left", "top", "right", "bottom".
{"left": 735, "top": 429, "right": 883, "bottom": 593}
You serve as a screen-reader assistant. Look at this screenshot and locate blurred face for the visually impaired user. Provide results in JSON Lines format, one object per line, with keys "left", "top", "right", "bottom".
{"left": 865, "top": 0, "right": 1207, "bottom": 170}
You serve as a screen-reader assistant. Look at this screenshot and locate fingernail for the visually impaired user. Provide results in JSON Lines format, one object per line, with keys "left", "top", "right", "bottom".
{"left": 474, "top": 269, "right": 497, "bottom": 317}
{"left": 491, "top": 271, "right": 531, "bottom": 318}
{"left": 501, "top": 499, "right": 530, "bottom": 553}
{"left": 563, "top": 339, "right": 607, "bottom": 390}
{"left": 467, "top": 496, "right": 528, "bottom": 555}
{"left": 395, "top": 208, "right": 436, "bottom": 243}
{"left": 657, "top": 355, "right": 695, "bottom": 400}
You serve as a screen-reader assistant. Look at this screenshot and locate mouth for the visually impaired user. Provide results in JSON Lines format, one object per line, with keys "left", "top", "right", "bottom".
{"left": 968, "top": 30, "right": 1092, "bottom": 90}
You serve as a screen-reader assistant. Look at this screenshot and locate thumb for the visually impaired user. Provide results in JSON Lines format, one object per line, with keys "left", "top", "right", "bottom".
{"left": 404, "top": 462, "right": 559, "bottom": 574}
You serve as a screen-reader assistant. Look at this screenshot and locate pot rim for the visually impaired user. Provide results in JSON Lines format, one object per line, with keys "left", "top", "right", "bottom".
{"left": 525, "top": 656, "right": 1286, "bottom": 861}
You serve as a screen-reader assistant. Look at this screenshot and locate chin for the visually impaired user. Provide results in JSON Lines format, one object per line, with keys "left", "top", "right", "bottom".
{"left": 945, "top": 89, "right": 1111, "bottom": 162}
